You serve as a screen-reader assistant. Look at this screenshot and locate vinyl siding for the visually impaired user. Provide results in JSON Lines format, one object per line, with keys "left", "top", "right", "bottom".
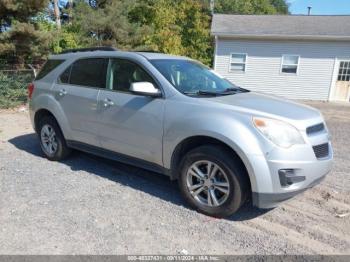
{"left": 214, "top": 39, "right": 350, "bottom": 100}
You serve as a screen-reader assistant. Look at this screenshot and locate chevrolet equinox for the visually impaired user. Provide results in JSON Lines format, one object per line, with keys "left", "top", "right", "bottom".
{"left": 28, "top": 47, "right": 333, "bottom": 217}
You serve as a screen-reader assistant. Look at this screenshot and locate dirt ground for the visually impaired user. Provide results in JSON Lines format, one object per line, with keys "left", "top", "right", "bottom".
{"left": 0, "top": 102, "right": 349, "bottom": 255}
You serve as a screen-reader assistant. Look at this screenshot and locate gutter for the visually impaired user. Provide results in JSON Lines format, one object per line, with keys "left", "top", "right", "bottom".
{"left": 210, "top": 33, "right": 350, "bottom": 41}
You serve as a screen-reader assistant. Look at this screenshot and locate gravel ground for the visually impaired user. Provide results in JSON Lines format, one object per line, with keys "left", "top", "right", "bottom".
{"left": 0, "top": 102, "right": 349, "bottom": 255}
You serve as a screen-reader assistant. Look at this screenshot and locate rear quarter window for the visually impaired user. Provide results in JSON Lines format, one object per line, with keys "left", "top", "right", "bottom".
{"left": 58, "top": 65, "right": 72, "bottom": 84}
{"left": 35, "top": 59, "right": 65, "bottom": 80}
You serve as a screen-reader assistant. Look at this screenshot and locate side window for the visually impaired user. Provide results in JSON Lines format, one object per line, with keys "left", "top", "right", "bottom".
{"left": 281, "top": 55, "right": 299, "bottom": 74}
{"left": 69, "top": 58, "right": 108, "bottom": 88}
{"left": 58, "top": 65, "right": 71, "bottom": 84}
{"left": 107, "top": 59, "right": 157, "bottom": 92}
{"left": 36, "top": 59, "right": 65, "bottom": 80}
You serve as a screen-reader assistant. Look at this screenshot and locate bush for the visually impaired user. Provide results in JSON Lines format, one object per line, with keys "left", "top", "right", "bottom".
{"left": 0, "top": 71, "right": 34, "bottom": 109}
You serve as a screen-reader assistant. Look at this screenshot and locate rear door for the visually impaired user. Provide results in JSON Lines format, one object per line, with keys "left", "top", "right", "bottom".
{"left": 333, "top": 60, "right": 350, "bottom": 102}
{"left": 96, "top": 58, "right": 165, "bottom": 166}
{"left": 55, "top": 57, "right": 108, "bottom": 146}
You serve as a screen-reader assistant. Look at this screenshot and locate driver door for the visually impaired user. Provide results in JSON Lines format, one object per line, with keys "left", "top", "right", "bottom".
{"left": 96, "top": 58, "right": 165, "bottom": 166}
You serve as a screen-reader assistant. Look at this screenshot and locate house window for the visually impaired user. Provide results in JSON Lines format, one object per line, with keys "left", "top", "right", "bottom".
{"left": 230, "top": 53, "right": 247, "bottom": 72}
{"left": 338, "top": 61, "right": 350, "bottom": 81}
{"left": 281, "top": 55, "right": 299, "bottom": 74}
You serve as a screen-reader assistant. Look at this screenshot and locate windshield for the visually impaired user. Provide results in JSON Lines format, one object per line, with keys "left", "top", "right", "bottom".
{"left": 150, "top": 59, "right": 248, "bottom": 96}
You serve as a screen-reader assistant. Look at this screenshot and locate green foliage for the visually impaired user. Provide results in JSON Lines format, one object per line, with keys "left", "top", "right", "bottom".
{"left": 178, "top": 0, "right": 212, "bottom": 65}
{"left": 52, "top": 29, "right": 81, "bottom": 53}
{"left": 132, "top": 0, "right": 212, "bottom": 65}
{"left": 0, "top": 0, "right": 289, "bottom": 67}
{"left": 36, "top": 15, "right": 82, "bottom": 54}
{"left": 214, "top": 0, "right": 289, "bottom": 14}
{"left": 270, "top": 0, "right": 290, "bottom": 14}
{"left": 0, "top": 0, "right": 48, "bottom": 23}
{"left": 0, "top": 72, "right": 32, "bottom": 108}
{"left": 142, "top": 0, "right": 185, "bottom": 55}
{"left": 71, "top": 0, "right": 151, "bottom": 50}
{"left": 0, "top": 0, "right": 50, "bottom": 67}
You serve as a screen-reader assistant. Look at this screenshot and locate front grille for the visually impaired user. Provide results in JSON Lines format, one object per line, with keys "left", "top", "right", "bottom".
{"left": 313, "top": 143, "right": 329, "bottom": 159}
{"left": 306, "top": 123, "right": 325, "bottom": 135}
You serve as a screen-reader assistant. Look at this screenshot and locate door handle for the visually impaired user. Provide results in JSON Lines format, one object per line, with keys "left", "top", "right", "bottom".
{"left": 103, "top": 98, "right": 114, "bottom": 107}
{"left": 58, "top": 89, "right": 67, "bottom": 97}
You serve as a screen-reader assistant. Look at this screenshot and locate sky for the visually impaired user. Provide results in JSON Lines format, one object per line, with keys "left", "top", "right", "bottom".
{"left": 287, "top": 0, "right": 350, "bottom": 15}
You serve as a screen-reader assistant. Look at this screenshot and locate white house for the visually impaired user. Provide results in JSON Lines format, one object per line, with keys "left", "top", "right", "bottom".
{"left": 211, "top": 14, "right": 350, "bottom": 102}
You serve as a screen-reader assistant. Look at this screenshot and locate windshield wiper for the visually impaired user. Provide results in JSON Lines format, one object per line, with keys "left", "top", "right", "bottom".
{"left": 226, "top": 87, "right": 249, "bottom": 93}
{"left": 183, "top": 90, "right": 220, "bottom": 96}
{"left": 221, "top": 87, "right": 249, "bottom": 94}
{"left": 224, "top": 87, "right": 240, "bottom": 92}
{"left": 184, "top": 87, "right": 248, "bottom": 97}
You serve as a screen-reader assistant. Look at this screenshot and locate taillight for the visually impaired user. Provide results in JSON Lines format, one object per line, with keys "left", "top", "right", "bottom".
{"left": 28, "top": 83, "right": 35, "bottom": 99}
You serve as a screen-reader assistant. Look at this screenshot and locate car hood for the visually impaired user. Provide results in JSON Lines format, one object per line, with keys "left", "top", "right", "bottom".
{"left": 203, "top": 92, "right": 323, "bottom": 129}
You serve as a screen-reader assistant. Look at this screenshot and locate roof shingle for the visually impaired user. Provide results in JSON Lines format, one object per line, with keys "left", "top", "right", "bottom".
{"left": 211, "top": 15, "right": 350, "bottom": 40}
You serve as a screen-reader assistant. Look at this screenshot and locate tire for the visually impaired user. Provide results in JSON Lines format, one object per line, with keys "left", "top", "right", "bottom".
{"left": 37, "top": 116, "right": 71, "bottom": 161}
{"left": 178, "top": 145, "right": 249, "bottom": 218}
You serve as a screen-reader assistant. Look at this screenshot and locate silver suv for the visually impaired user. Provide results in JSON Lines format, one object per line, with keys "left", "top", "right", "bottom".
{"left": 29, "top": 47, "right": 333, "bottom": 217}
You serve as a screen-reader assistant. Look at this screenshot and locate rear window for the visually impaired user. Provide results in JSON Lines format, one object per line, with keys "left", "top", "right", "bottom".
{"left": 35, "top": 59, "right": 65, "bottom": 80}
{"left": 69, "top": 58, "right": 108, "bottom": 88}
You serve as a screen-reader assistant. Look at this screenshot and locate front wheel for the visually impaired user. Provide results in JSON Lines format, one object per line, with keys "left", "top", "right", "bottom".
{"left": 178, "top": 145, "right": 249, "bottom": 217}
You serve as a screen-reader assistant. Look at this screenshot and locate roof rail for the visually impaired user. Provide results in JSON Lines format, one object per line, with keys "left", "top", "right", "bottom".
{"left": 136, "top": 50, "right": 162, "bottom": 53}
{"left": 59, "top": 46, "right": 118, "bottom": 54}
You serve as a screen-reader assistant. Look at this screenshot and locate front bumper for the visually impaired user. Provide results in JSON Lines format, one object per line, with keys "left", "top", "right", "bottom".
{"left": 248, "top": 128, "right": 333, "bottom": 208}
{"left": 253, "top": 173, "right": 327, "bottom": 209}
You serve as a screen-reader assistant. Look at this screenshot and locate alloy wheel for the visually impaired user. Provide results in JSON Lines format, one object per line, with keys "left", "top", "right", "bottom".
{"left": 186, "top": 160, "right": 230, "bottom": 207}
{"left": 40, "top": 124, "right": 58, "bottom": 156}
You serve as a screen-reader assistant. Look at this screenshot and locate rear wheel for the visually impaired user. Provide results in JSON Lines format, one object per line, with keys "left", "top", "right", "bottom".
{"left": 178, "top": 145, "right": 249, "bottom": 217}
{"left": 38, "top": 116, "right": 71, "bottom": 161}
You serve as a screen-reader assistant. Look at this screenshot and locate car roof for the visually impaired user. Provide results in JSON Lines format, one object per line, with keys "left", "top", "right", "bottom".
{"left": 136, "top": 52, "right": 189, "bottom": 60}
{"left": 49, "top": 51, "right": 190, "bottom": 61}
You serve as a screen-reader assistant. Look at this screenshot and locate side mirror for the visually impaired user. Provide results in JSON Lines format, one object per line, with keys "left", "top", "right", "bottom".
{"left": 130, "top": 82, "right": 162, "bottom": 97}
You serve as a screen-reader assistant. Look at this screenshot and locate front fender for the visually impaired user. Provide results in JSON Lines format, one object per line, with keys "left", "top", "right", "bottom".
{"left": 163, "top": 107, "right": 274, "bottom": 193}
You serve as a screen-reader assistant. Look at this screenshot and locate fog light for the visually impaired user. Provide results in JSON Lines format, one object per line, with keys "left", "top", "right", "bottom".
{"left": 279, "top": 169, "right": 305, "bottom": 187}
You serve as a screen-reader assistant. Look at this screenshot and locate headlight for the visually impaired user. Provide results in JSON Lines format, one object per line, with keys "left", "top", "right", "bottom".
{"left": 253, "top": 117, "right": 304, "bottom": 148}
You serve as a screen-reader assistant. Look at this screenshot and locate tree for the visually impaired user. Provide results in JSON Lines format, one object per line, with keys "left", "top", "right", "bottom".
{"left": 130, "top": 0, "right": 212, "bottom": 65}
{"left": 70, "top": 0, "right": 151, "bottom": 49}
{"left": 270, "top": 0, "right": 289, "bottom": 14}
{"left": 52, "top": 0, "right": 61, "bottom": 29}
{"left": 67, "top": 0, "right": 74, "bottom": 21}
{"left": 0, "top": 0, "right": 50, "bottom": 68}
{"left": 140, "top": 0, "right": 184, "bottom": 54}
{"left": 35, "top": 12, "right": 81, "bottom": 54}
{"left": 88, "top": 0, "right": 108, "bottom": 8}
{"left": 214, "top": 0, "right": 288, "bottom": 14}
{"left": 177, "top": 0, "right": 212, "bottom": 64}
{"left": 0, "top": 0, "right": 290, "bottom": 68}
